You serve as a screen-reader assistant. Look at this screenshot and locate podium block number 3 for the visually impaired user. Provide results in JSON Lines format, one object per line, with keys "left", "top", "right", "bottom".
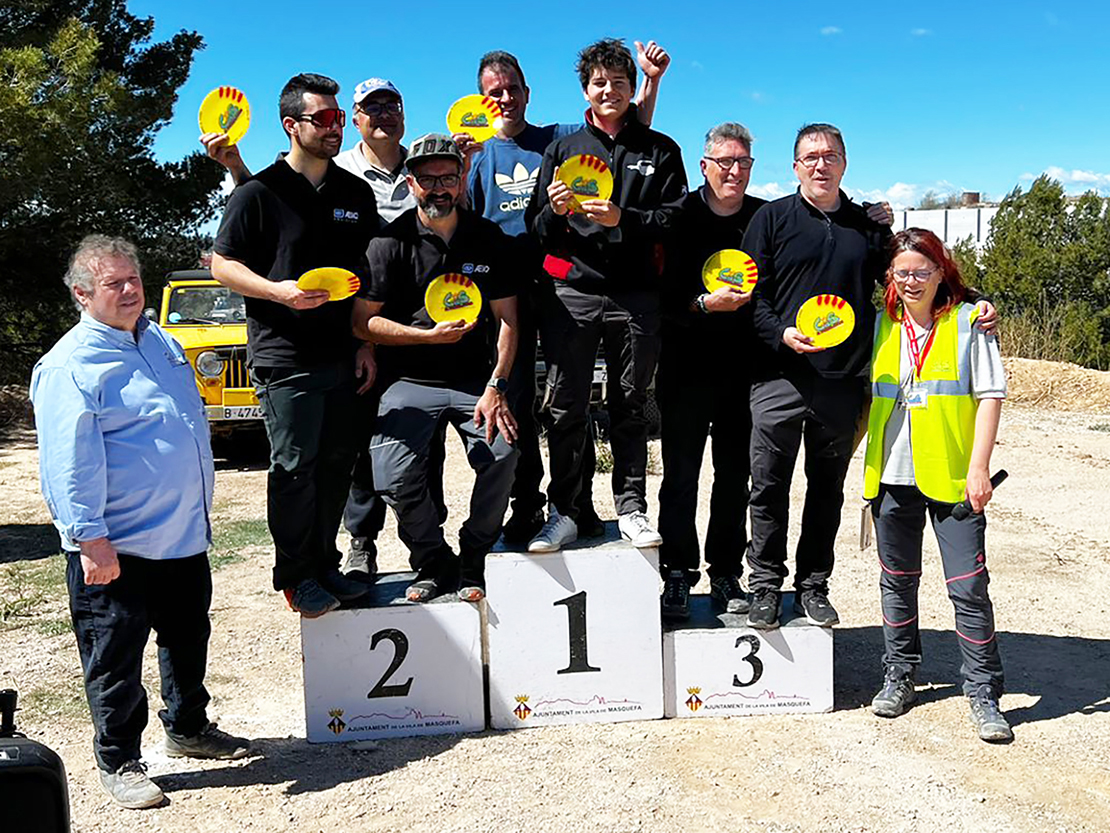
{"left": 367, "top": 628, "right": 414, "bottom": 698}
{"left": 554, "top": 591, "right": 601, "bottom": 675}
{"left": 732, "top": 634, "right": 764, "bottom": 688}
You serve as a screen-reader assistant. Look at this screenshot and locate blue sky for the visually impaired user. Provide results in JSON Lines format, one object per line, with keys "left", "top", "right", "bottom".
{"left": 137, "top": 0, "right": 1108, "bottom": 211}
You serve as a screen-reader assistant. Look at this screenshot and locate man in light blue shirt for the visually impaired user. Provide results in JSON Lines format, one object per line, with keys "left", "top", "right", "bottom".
{"left": 30, "top": 235, "right": 251, "bottom": 810}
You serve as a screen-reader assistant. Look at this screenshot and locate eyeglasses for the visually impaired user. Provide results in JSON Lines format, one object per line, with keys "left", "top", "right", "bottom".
{"left": 795, "top": 152, "right": 843, "bottom": 169}
{"left": 295, "top": 108, "right": 345, "bottom": 129}
{"left": 703, "top": 155, "right": 754, "bottom": 171}
{"left": 357, "top": 100, "right": 403, "bottom": 118}
{"left": 414, "top": 173, "right": 461, "bottom": 189}
{"left": 892, "top": 268, "right": 937, "bottom": 282}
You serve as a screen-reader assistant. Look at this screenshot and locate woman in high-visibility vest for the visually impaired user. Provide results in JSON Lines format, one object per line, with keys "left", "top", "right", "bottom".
{"left": 863, "top": 228, "right": 1011, "bottom": 743}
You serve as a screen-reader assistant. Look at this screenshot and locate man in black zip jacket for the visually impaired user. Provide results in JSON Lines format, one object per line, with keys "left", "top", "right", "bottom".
{"left": 526, "top": 38, "right": 687, "bottom": 553}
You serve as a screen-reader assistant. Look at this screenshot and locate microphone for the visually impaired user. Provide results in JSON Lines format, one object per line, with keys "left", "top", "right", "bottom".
{"left": 951, "top": 470, "right": 1008, "bottom": 520}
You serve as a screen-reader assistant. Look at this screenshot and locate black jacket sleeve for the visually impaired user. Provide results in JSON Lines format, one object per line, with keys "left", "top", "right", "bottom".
{"left": 743, "top": 203, "right": 789, "bottom": 351}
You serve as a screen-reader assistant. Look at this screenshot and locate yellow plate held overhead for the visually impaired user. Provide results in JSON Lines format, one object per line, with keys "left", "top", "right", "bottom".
{"left": 446, "top": 95, "right": 504, "bottom": 143}
{"left": 556, "top": 154, "right": 613, "bottom": 209}
{"left": 702, "top": 249, "right": 758, "bottom": 294}
{"left": 296, "top": 267, "right": 360, "bottom": 302}
{"left": 425, "top": 273, "right": 483, "bottom": 324}
{"left": 198, "top": 86, "right": 251, "bottom": 146}
{"left": 795, "top": 294, "right": 856, "bottom": 348}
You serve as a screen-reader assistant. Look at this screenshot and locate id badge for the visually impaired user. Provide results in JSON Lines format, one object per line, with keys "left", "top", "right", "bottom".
{"left": 903, "top": 388, "right": 928, "bottom": 409}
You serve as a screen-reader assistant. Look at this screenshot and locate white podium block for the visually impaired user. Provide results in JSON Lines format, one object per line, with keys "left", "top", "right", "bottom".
{"left": 301, "top": 572, "right": 484, "bottom": 742}
{"left": 486, "top": 525, "right": 663, "bottom": 729}
{"left": 663, "top": 593, "right": 833, "bottom": 718}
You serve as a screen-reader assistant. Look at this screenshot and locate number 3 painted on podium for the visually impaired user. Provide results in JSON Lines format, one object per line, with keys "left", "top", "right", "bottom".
{"left": 732, "top": 634, "right": 764, "bottom": 688}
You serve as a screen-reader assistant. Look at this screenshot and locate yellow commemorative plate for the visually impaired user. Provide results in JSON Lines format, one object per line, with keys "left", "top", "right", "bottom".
{"left": 296, "top": 267, "right": 360, "bottom": 302}
{"left": 446, "top": 94, "right": 503, "bottom": 143}
{"left": 198, "top": 86, "right": 251, "bottom": 145}
{"left": 557, "top": 154, "right": 613, "bottom": 208}
{"left": 425, "top": 273, "right": 483, "bottom": 324}
{"left": 796, "top": 294, "right": 856, "bottom": 348}
{"left": 702, "top": 249, "right": 758, "bottom": 293}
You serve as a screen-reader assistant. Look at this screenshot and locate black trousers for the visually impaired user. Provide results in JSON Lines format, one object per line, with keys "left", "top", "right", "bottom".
{"left": 505, "top": 285, "right": 547, "bottom": 519}
{"left": 540, "top": 284, "right": 660, "bottom": 518}
{"left": 747, "top": 374, "right": 865, "bottom": 595}
{"left": 657, "top": 354, "right": 751, "bottom": 583}
{"left": 253, "top": 363, "right": 358, "bottom": 591}
{"left": 872, "top": 484, "right": 1005, "bottom": 696}
{"left": 67, "top": 552, "right": 212, "bottom": 773}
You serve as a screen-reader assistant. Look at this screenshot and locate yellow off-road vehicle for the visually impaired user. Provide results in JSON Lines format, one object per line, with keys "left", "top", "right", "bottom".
{"left": 156, "top": 270, "right": 263, "bottom": 441}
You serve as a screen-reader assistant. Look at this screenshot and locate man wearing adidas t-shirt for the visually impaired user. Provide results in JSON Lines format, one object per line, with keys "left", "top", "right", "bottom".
{"left": 462, "top": 41, "right": 670, "bottom": 547}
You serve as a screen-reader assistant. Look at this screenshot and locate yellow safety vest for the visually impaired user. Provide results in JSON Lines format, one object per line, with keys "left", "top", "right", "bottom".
{"left": 863, "top": 303, "right": 979, "bottom": 503}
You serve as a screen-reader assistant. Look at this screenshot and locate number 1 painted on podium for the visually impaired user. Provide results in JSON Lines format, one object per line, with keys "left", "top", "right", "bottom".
{"left": 553, "top": 591, "right": 601, "bottom": 674}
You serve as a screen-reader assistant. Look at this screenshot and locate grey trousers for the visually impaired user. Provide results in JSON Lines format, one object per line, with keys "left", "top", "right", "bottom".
{"left": 871, "top": 484, "right": 1005, "bottom": 697}
{"left": 371, "top": 380, "right": 518, "bottom": 588}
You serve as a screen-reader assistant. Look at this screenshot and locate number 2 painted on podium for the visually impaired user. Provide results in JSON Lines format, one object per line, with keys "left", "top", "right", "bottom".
{"left": 367, "top": 628, "right": 415, "bottom": 698}
{"left": 553, "top": 591, "right": 601, "bottom": 674}
{"left": 732, "top": 634, "right": 764, "bottom": 688}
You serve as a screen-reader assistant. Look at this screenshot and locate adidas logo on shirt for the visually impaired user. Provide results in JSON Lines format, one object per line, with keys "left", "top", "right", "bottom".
{"left": 496, "top": 162, "right": 539, "bottom": 212}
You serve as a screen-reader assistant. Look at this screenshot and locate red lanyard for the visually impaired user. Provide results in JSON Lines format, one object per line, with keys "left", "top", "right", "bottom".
{"left": 903, "top": 315, "right": 937, "bottom": 381}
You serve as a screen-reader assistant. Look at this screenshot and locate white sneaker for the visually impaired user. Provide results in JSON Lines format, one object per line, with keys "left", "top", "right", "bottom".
{"left": 527, "top": 505, "right": 578, "bottom": 553}
{"left": 618, "top": 511, "right": 663, "bottom": 548}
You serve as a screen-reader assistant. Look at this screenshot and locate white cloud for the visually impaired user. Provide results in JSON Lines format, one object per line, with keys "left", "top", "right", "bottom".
{"left": 820, "top": 26, "right": 842, "bottom": 36}
{"left": 844, "top": 180, "right": 963, "bottom": 210}
{"left": 219, "top": 172, "right": 236, "bottom": 196}
{"left": 750, "top": 91, "right": 765, "bottom": 103}
{"left": 911, "top": 28, "right": 931, "bottom": 36}
{"left": 1023, "top": 166, "right": 1110, "bottom": 194}
{"left": 690, "top": 60, "right": 704, "bottom": 71}
{"left": 747, "top": 182, "right": 790, "bottom": 200}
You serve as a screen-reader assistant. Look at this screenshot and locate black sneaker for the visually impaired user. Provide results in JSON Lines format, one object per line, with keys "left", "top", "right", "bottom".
{"left": 747, "top": 590, "right": 780, "bottom": 629}
{"left": 343, "top": 537, "right": 378, "bottom": 583}
{"left": 576, "top": 508, "right": 606, "bottom": 539}
{"left": 660, "top": 571, "right": 690, "bottom": 621}
{"left": 871, "top": 667, "right": 917, "bottom": 717}
{"left": 284, "top": 579, "right": 340, "bottom": 618}
{"left": 502, "top": 508, "right": 545, "bottom": 545}
{"left": 793, "top": 591, "right": 840, "bottom": 627}
{"left": 710, "top": 575, "right": 750, "bottom": 614}
{"left": 321, "top": 568, "right": 372, "bottom": 602}
{"left": 968, "top": 684, "right": 1013, "bottom": 742}
{"left": 165, "top": 722, "right": 251, "bottom": 760}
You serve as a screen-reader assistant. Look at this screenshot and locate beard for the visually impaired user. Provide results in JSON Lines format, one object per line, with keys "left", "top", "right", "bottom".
{"left": 419, "top": 192, "right": 457, "bottom": 219}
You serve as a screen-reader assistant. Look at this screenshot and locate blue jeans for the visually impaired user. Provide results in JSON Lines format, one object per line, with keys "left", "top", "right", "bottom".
{"left": 67, "top": 552, "right": 212, "bottom": 772}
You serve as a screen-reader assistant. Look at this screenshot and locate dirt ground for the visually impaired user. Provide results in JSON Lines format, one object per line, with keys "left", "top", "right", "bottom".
{"left": 2, "top": 371, "right": 1110, "bottom": 832}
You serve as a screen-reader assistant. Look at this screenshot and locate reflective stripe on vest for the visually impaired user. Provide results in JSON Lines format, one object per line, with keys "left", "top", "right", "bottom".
{"left": 864, "top": 303, "right": 979, "bottom": 503}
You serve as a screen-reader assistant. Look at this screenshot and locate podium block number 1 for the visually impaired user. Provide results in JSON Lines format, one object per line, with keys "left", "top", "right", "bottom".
{"left": 554, "top": 591, "right": 601, "bottom": 675}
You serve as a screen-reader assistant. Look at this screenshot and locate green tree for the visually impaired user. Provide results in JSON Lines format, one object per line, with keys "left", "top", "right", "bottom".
{"left": 981, "top": 175, "right": 1110, "bottom": 369}
{"left": 0, "top": 1, "right": 223, "bottom": 381}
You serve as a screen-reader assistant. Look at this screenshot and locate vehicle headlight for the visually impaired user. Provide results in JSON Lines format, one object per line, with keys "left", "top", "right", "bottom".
{"left": 195, "top": 350, "right": 225, "bottom": 378}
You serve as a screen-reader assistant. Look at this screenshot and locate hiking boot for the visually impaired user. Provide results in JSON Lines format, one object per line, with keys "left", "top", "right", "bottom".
{"left": 99, "top": 760, "right": 164, "bottom": 809}
{"left": 872, "top": 667, "right": 917, "bottom": 717}
{"left": 576, "top": 507, "right": 606, "bottom": 539}
{"left": 502, "top": 508, "right": 545, "bottom": 546}
{"left": 793, "top": 591, "right": 840, "bottom": 627}
{"left": 284, "top": 579, "right": 340, "bottom": 618}
{"left": 747, "top": 590, "right": 780, "bottom": 629}
{"left": 968, "top": 684, "right": 1013, "bottom": 742}
{"left": 165, "top": 722, "right": 251, "bottom": 760}
{"left": 528, "top": 505, "right": 577, "bottom": 553}
{"left": 618, "top": 511, "right": 663, "bottom": 548}
{"left": 321, "top": 568, "right": 372, "bottom": 602}
{"left": 710, "top": 575, "right": 750, "bottom": 614}
{"left": 343, "top": 537, "right": 378, "bottom": 583}
{"left": 660, "top": 571, "right": 690, "bottom": 621}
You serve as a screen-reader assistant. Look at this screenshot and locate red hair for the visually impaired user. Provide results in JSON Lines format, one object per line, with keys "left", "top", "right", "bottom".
{"left": 883, "top": 228, "right": 968, "bottom": 321}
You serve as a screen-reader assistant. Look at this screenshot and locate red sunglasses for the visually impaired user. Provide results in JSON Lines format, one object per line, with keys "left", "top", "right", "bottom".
{"left": 295, "top": 108, "right": 346, "bottom": 129}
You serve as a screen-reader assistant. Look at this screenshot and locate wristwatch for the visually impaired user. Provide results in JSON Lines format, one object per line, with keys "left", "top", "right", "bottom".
{"left": 487, "top": 377, "right": 508, "bottom": 394}
{"left": 694, "top": 294, "right": 710, "bottom": 314}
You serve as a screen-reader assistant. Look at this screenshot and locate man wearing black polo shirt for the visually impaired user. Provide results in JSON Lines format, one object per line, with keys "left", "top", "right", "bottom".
{"left": 526, "top": 38, "right": 686, "bottom": 553}
{"left": 656, "top": 122, "right": 766, "bottom": 621}
{"left": 212, "top": 73, "right": 378, "bottom": 617}
{"left": 356, "top": 134, "right": 519, "bottom": 603}
{"left": 741, "top": 123, "right": 891, "bottom": 630}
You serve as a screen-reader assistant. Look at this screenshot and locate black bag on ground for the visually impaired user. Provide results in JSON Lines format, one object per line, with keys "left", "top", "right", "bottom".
{"left": 0, "top": 689, "right": 71, "bottom": 833}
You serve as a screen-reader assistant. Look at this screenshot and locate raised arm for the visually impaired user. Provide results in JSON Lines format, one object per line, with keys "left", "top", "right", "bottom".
{"left": 633, "top": 40, "right": 670, "bottom": 127}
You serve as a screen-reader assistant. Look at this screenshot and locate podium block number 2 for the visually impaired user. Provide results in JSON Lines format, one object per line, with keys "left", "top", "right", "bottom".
{"left": 367, "top": 628, "right": 414, "bottom": 698}
{"left": 554, "top": 591, "right": 601, "bottom": 674}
